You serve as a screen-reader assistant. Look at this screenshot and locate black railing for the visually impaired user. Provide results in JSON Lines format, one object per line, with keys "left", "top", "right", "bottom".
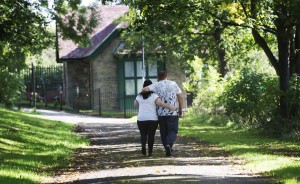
{"left": 22, "top": 65, "right": 63, "bottom": 107}
{"left": 21, "top": 65, "right": 138, "bottom": 117}
{"left": 97, "top": 89, "right": 138, "bottom": 118}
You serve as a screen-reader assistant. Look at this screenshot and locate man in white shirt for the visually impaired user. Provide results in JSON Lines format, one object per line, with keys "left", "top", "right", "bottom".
{"left": 143, "top": 71, "right": 183, "bottom": 156}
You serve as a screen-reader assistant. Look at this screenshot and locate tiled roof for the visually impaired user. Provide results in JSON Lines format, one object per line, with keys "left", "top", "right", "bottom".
{"left": 59, "top": 5, "right": 129, "bottom": 60}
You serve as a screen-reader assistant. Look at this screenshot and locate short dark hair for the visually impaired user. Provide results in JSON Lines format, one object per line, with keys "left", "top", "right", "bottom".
{"left": 158, "top": 71, "right": 167, "bottom": 81}
{"left": 143, "top": 79, "right": 152, "bottom": 87}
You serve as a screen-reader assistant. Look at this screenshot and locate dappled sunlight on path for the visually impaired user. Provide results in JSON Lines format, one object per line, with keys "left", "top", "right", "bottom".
{"left": 35, "top": 110, "right": 273, "bottom": 184}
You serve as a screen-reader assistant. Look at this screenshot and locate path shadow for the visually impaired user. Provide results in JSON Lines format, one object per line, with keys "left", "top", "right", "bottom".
{"left": 45, "top": 122, "right": 275, "bottom": 184}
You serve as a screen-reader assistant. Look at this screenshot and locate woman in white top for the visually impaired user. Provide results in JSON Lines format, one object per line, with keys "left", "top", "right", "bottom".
{"left": 134, "top": 79, "right": 177, "bottom": 156}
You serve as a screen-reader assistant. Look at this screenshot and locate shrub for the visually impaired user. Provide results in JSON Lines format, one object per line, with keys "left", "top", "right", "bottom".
{"left": 187, "top": 64, "right": 225, "bottom": 114}
{"left": 0, "top": 70, "right": 25, "bottom": 107}
{"left": 220, "top": 70, "right": 279, "bottom": 128}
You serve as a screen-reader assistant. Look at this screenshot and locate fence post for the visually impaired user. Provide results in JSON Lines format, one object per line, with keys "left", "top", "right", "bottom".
{"left": 123, "top": 90, "right": 126, "bottom": 118}
{"left": 59, "top": 85, "right": 62, "bottom": 111}
{"left": 45, "top": 84, "right": 48, "bottom": 108}
{"left": 98, "top": 88, "right": 101, "bottom": 116}
{"left": 76, "top": 86, "right": 79, "bottom": 112}
{"left": 32, "top": 63, "right": 36, "bottom": 108}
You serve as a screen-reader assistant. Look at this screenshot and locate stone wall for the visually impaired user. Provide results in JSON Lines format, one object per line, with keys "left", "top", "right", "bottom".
{"left": 64, "top": 61, "right": 91, "bottom": 109}
{"left": 165, "top": 62, "right": 188, "bottom": 109}
{"left": 91, "top": 38, "right": 120, "bottom": 111}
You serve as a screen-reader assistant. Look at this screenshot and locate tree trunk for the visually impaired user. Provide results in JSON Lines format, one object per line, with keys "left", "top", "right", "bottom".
{"left": 213, "top": 27, "right": 227, "bottom": 78}
{"left": 251, "top": 25, "right": 290, "bottom": 118}
{"left": 252, "top": 29, "right": 280, "bottom": 75}
{"left": 276, "top": 22, "right": 290, "bottom": 118}
{"left": 295, "top": 23, "right": 300, "bottom": 75}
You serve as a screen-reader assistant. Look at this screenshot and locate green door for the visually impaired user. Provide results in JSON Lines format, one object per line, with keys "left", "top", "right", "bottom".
{"left": 118, "top": 56, "right": 164, "bottom": 110}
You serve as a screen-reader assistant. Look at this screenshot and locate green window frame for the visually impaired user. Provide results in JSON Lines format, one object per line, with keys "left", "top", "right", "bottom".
{"left": 124, "top": 60, "right": 158, "bottom": 96}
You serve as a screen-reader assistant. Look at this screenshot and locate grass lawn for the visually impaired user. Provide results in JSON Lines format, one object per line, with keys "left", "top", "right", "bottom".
{"left": 0, "top": 107, "right": 88, "bottom": 184}
{"left": 180, "top": 115, "right": 300, "bottom": 184}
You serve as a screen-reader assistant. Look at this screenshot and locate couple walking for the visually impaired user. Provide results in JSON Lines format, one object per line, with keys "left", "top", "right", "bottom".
{"left": 134, "top": 71, "right": 183, "bottom": 157}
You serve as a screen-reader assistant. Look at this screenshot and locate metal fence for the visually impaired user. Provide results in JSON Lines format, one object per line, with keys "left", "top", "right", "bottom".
{"left": 21, "top": 65, "right": 139, "bottom": 117}
{"left": 97, "top": 90, "right": 138, "bottom": 118}
{"left": 22, "top": 64, "right": 63, "bottom": 108}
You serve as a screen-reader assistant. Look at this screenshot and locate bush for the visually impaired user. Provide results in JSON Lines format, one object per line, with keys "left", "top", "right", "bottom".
{"left": 288, "top": 75, "right": 300, "bottom": 118}
{"left": 220, "top": 70, "right": 280, "bottom": 128}
{"left": 187, "top": 64, "right": 225, "bottom": 114}
{"left": 0, "top": 70, "right": 25, "bottom": 107}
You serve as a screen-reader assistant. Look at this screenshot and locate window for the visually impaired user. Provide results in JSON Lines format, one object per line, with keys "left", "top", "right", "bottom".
{"left": 124, "top": 60, "right": 158, "bottom": 96}
{"left": 125, "top": 79, "right": 135, "bottom": 95}
{"left": 148, "top": 62, "right": 157, "bottom": 76}
{"left": 125, "top": 61, "right": 134, "bottom": 77}
{"left": 136, "top": 61, "right": 144, "bottom": 77}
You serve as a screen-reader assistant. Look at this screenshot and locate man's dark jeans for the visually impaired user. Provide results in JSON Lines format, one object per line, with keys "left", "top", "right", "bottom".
{"left": 158, "top": 116, "right": 179, "bottom": 148}
{"left": 137, "top": 120, "right": 159, "bottom": 151}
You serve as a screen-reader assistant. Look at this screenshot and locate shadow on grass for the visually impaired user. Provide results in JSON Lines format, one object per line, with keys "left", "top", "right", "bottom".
{"left": 0, "top": 108, "right": 87, "bottom": 183}
{"left": 0, "top": 176, "right": 35, "bottom": 184}
{"left": 270, "top": 166, "right": 300, "bottom": 183}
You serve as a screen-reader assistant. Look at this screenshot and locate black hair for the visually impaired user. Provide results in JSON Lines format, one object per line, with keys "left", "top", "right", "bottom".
{"left": 140, "top": 79, "right": 154, "bottom": 99}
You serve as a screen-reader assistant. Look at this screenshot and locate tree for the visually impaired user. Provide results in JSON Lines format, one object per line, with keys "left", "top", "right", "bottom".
{"left": 122, "top": 0, "right": 261, "bottom": 78}
{"left": 0, "top": 0, "right": 101, "bottom": 106}
{"left": 220, "top": 0, "right": 300, "bottom": 118}
{"left": 123, "top": 0, "right": 300, "bottom": 118}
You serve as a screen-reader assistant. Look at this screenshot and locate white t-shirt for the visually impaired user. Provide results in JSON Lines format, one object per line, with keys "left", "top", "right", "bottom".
{"left": 136, "top": 93, "right": 159, "bottom": 121}
{"left": 148, "top": 80, "right": 182, "bottom": 116}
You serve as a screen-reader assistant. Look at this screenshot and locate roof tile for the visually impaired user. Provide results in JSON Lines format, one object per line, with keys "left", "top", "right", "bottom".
{"left": 59, "top": 5, "right": 129, "bottom": 60}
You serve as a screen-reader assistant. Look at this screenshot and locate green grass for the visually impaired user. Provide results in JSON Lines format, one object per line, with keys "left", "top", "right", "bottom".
{"left": 0, "top": 108, "right": 88, "bottom": 184}
{"left": 180, "top": 114, "right": 300, "bottom": 184}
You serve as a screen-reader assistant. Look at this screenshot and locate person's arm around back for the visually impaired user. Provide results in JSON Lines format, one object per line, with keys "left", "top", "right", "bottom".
{"left": 155, "top": 98, "right": 177, "bottom": 111}
{"left": 134, "top": 100, "right": 139, "bottom": 107}
{"left": 177, "top": 93, "right": 183, "bottom": 117}
{"left": 142, "top": 86, "right": 151, "bottom": 92}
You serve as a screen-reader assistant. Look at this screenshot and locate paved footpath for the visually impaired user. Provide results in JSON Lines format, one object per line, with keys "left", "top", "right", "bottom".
{"left": 26, "top": 109, "right": 275, "bottom": 184}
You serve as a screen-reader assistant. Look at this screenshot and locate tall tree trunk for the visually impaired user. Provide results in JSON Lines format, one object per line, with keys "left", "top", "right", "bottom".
{"left": 289, "top": 27, "right": 295, "bottom": 76}
{"left": 251, "top": 25, "right": 290, "bottom": 118}
{"left": 276, "top": 22, "right": 290, "bottom": 118}
{"left": 295, "top": 23, "right": 300, "bottom": 75}
{"left": 213, "top": 27, "right": 227, "bottom": 78}
{"left": 252, "top": 29, "right": 280, "bottom": 75}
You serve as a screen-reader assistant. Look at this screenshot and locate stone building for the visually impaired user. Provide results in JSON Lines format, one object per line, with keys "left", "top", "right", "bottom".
{"left": 59, "top": 5, "right": 187, "bottom": 112}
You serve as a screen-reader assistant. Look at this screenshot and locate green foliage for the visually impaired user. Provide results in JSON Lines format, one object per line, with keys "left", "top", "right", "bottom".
{"left": 183, "top": 56, "right": 203, "bottom": 93}
{"left": 288, "top": 75, "right": 300, "bottom": 118}
{"left": 123, "top": 0, "right": 300, "bottom": 121}
{"left": 0, "top": 0, "right": 53, "bottom": 55}
{"left": 0, "top": 70, "right": 25, "bottom": 107}
{"left": 221, "top": 70, "right": 280, "bottom": 127}
{"left": 0, "top": 0, "right": 102, "bottom": 107}
{"left": 55, "top": 0, "right": 100, "bottom": 47}
{"left": 184, "top": 57, "right": 225, "bottom": 114}
{"left": 284, "top": 75, "right": 300, "bottom": 136}
{"left": 194, "top": 66, "right": 225, "bottom": 114}
{"left": 0, "top": 108, "right": 88, "bottom": 183}
{"left": 121, "top": 0, "right": 221, "bottom": 69}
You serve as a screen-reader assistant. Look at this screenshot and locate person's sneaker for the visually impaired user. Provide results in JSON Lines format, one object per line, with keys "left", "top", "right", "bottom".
{"left": 148, "top": 149, "right": 153, "bottom": 157}
{"left": 142, "top": 147, "right": 146, "bottom": 155}
{"left": 166, "top": 145, "right": 171, "bottom": 156}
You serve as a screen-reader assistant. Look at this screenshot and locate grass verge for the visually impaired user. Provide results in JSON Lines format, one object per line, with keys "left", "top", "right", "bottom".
{"left": 180, "top": 114, "right": 300, "bottom": 184}
{"left": 0, "top": 107, "right": 88, "bottom": 184}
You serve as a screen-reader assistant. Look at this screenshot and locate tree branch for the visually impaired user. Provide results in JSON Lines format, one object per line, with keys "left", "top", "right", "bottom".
{"left": 252, "top": 28, "right": 280, "bottom": 75}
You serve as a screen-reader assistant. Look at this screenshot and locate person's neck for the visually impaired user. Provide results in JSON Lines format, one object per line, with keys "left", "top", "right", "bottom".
{"left": 159, "top": 78, "right": 167, "bottom": 81}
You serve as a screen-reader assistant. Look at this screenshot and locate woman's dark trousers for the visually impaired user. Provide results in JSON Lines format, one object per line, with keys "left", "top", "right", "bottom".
{"left": 137, "top": 120, "right": 158, "bottom": 155}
